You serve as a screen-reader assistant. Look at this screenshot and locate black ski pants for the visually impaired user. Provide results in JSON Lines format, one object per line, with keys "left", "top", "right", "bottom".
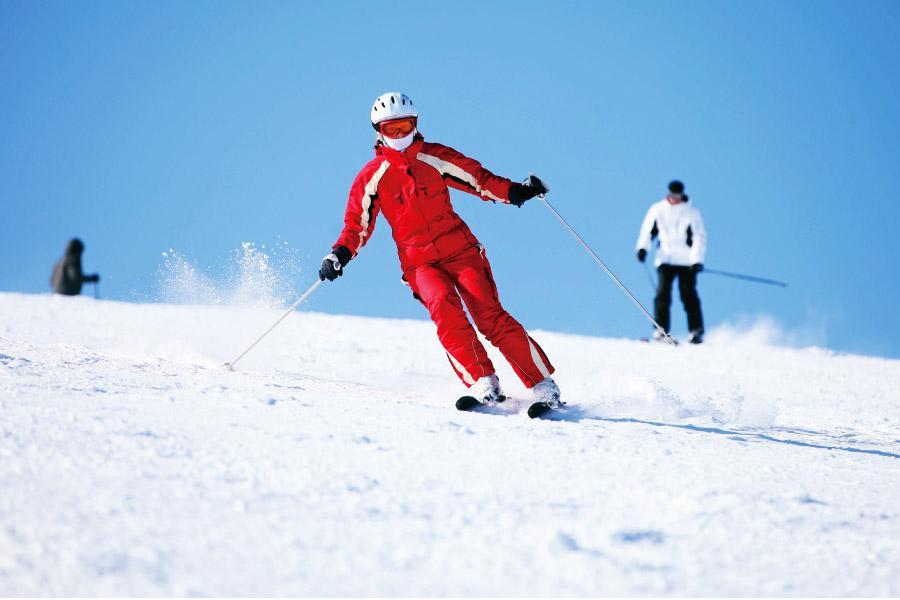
{"left": 655, "top": 265, "right": 704, "bottom": 334}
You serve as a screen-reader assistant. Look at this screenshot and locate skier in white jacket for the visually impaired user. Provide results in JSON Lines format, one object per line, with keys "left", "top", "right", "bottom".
{"left": 635, "top": 180, "right": 707, "bottom": 343}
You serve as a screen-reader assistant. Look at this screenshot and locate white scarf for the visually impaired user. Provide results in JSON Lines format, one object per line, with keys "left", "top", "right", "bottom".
{"left": 382, "top": 130, "right": 417, "bottom": 151}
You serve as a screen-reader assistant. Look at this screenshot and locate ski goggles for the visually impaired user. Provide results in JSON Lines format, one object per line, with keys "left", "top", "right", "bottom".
{"left": 379, "top": 117, "right": 417, "bottom": 138}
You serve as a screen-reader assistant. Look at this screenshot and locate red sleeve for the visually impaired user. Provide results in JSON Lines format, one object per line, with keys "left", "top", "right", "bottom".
{"left": 417, "top": 142, "right": 515, "bottom": 203}
{"left": 333, "top": 160, "right": 390, "bottom": 256}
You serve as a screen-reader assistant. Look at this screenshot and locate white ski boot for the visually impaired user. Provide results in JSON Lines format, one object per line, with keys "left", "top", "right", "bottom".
{"left": 532, "top": 377, "right": 563, "bottom": 408}
{"left": 469, "top": 374, "right": 506, "bottom": 405}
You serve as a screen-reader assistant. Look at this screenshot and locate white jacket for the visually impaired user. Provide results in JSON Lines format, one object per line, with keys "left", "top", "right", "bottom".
{"left": 635, "top": 199, "right": 707, "bottom": 267}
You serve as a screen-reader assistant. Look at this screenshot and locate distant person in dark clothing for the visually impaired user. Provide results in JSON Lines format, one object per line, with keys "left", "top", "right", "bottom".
{"left": 635, "top": 180, "right": 707, "bottom": 343}
{"left": 51, "top": 238, "right": 100, "bottom": 296}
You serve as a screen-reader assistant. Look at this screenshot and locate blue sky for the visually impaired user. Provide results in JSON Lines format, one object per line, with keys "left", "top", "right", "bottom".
{"left": 2, "top": 1, "right": 899, "bottom": 357}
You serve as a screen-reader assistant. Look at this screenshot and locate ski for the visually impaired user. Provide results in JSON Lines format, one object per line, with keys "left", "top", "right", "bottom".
{"left": 527, "top": 401, "right": 556, "bottom": 418}
{"left": 640, "top": 337, "right": 678, "bottom": 345}
{"left": 455, "top": 396, "right": 481, "bottom": 411}
{"left": 457, "top": 395, "right": 561, "bottom": 418}
{"left": 456, "top": 394, "right": 507, "bottom": 411}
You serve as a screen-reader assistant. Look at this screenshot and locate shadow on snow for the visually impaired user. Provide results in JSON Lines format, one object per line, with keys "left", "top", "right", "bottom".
{"left": 540, "top": 408, "right": 900, "bottom": 460}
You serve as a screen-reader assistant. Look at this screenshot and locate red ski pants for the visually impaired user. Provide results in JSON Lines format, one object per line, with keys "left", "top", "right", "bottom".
{"left": 404, "top": 245, "right": 554, "bottom": 388}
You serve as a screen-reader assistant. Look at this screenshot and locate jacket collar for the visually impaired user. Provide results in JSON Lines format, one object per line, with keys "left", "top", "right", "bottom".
{"left": 375, "top": 134, "right": 425, "bottom": 167}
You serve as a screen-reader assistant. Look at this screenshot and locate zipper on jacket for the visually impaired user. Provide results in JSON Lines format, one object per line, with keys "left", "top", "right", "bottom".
{"left": 405, "top": 165, "right": 441, "bottom": 259}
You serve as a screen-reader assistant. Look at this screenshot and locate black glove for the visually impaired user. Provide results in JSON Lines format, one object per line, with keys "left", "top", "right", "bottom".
{"left": 692, "top": 263, "right": 704, "bottom": 274}
{"left": 84, "top": 274, "right": 100, "bottom": 283}
{"left": 508, "top": 174, "right": 549, "bottom": 207}
{"left": 319, "top": 246, "right": 352, "bottom": 281}
{"left": 637, "top": 249, "right": 647, "bottom": 263}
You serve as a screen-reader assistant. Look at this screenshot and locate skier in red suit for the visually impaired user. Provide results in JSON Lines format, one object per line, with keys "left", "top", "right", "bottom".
{"left": 320, "top": 92, "right": 561, "bottom": 407}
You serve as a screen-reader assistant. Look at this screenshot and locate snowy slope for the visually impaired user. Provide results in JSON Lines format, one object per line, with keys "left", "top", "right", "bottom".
{"left": 1, "top": 291, "right": 898, "bottom": 596}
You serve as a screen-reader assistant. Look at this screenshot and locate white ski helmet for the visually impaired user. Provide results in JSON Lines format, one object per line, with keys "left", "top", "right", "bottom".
{"left": 370, "top": 92, "right": 417, "bottom": 129}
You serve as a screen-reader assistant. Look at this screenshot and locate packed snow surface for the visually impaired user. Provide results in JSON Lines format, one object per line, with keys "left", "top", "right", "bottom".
{"left": 1, "top": 292, "right": 898, "bottom": 595}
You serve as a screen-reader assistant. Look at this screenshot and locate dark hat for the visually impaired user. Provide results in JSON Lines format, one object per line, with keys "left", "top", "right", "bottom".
{"left": 668, "top": 180, "right": 685, "bottom": 194}
{"left": 66, "top": 238, "right": 85, "bottom": 254}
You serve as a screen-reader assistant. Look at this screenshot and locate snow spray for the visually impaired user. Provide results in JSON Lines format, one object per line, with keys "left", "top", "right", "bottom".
{"left": 156, "top": 241, "right": 303, "bottom": 309}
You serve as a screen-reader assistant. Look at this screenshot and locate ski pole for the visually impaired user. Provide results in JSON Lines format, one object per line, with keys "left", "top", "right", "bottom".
{"left": 224, "top": 278, "right": 324, "bottom": 371}
{"left": 704, "top": 268, "right": 788, "bottom": 288}
{"left": 538, "top": 194, "right": 676, "bottom": 345}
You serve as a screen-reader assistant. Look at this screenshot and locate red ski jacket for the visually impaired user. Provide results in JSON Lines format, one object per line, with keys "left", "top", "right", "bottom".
{"left": 333, "top": 135, "right": 516, "bottom": 271}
